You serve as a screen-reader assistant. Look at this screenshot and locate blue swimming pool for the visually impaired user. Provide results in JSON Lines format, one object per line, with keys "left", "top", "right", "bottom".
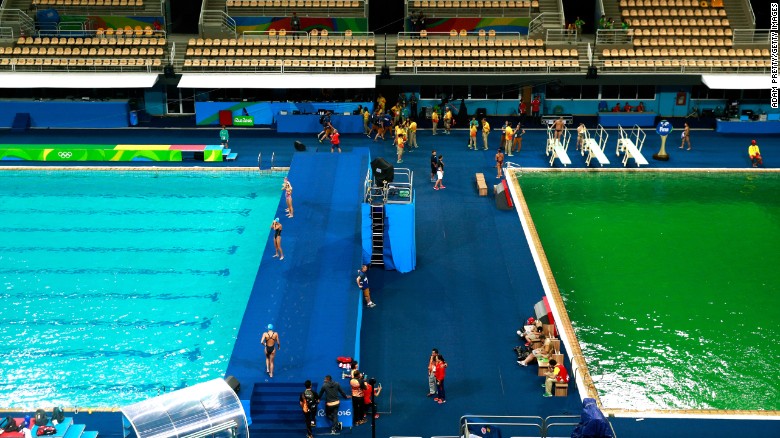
{"left": 0, "top": 170, "right": 284, "bottom": 409}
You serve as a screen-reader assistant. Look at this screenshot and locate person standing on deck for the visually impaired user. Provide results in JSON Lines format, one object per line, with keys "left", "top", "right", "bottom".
{"left": 318, "top": 375, "right": 350, "bottom": 434}
{"left": 261, "top": 324, "right": 280, "bottom": 378}
{"left": 271, "top": 218, "right": 284, "bottom": 260}
{"left": 481, "top": 118, "right": 491, "bottom": 150}
{"left": 219, "top": 125, "right": 229, "bottom": 147}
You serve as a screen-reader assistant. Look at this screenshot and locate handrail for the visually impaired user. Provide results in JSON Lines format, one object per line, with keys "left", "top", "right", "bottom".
{"left": 587, "top": 42, "right": 592, "bottom": 66}
{"left": 742, "top": 0, "right": 755, "bottom": 27}
{"left": 0, "top": 8, "right": 35, "bottom": 37}
{"left": 595, "top": 29, "right": 632, "bottom": 45}
{"left": 528, "top": 13, "right": 561, "bottom": 38}
{"left": 556, "top": 0, "right": 565, "bottom": 27}
{"left": 397, "top": 31, "right": 522, "bottom": 39}
{"left": 546, "top": 28, "right": 576, "bottom": 44}
{"left": 460, "top": 415, "right": 543, "bottom": 437}
{"left": 169, "top": 41, "right": 175, "bottom": 65}
{"left": 0, "top": 26, "right": 12, "bottom": 39}
{"left": 732, "top": 29, "right": 771, "bottom": 45}
{"left": 58, "top": 21, "right": 86, "bottom": 31}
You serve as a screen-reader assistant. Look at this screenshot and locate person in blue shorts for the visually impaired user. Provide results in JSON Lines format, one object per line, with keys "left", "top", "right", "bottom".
{"left": 357, "top": 264, "right": 376, "bottom": 307}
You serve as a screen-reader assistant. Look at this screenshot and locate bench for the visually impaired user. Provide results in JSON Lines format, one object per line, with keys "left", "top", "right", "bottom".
{"left": 226, "top": 152, "right": 238, "bottom": 161}
{"left": 554, "top": 380, "right": 569, "bottom": 397}
{"left": 475, "top": 173, "right": 487, "bottom": 196}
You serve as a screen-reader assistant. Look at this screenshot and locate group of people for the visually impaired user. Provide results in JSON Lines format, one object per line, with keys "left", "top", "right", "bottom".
{"left": 517, "top": 95, "right": 542, "bottom": 124}
{"left": 317, "top": 111, "right": 342, "bottom": 153}
{"left": 516, "top": 318, "right": 569, "bottom": 397}
{"left": 608, "top": 101, "right": 646, "bottom": 112}
{"left": 427, "top": 348, "right": 448, "bottom": 404}
{"left": 269, "top": 177, "right": 294, "bottom": 261}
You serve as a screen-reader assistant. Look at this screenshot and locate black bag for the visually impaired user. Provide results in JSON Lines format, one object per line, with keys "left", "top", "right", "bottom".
{"left": 2, "top": 416, "right": 20, "bottom": 432}
{"left": 35, "top": 409, "right": 47, "bottom": 427}
{"left": 513, "top": 346, "right": 530, "bottom": 361}
{"left": 51, "top": 407, "right": 64, "bottom": 424}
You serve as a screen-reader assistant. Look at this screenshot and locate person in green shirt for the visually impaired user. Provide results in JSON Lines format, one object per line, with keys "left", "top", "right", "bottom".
{"left": 219, "top": 125, "right": 229, "bottom": 147}
{"left": 598, "top": 14, "right": 606, "bottom": 29}
{"left": 574, "top": 16, "right": 585, "bottom": 41}
{"left": 621, "top": 20, "right": 630, "bottom": 31}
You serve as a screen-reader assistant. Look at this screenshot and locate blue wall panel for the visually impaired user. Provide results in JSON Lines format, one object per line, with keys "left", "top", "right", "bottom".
{"left": 0, "top": 101, "right": 130, "bottom": 128}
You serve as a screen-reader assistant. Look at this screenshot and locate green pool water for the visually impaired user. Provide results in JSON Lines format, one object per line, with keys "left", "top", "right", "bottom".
{"left": 519, "top": 171, "right": 780, "bottom": 411}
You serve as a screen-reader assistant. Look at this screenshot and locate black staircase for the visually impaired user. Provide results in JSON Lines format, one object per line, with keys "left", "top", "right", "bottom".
{"left": 370, "top": 204, "right": 385, "bottom": 267}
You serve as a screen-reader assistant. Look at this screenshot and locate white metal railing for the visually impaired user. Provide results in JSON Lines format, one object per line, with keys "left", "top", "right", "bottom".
{"left": 200, "top": 10, "right": 236, "bottom": 38}
{"left": 732, "top": 29, "right": 771, "bottom": 45}
{"left": 528, "top": 13, "right": 561, "bottom": 37}
{"left": 0, "top": 9, "right": 35, "bottom": 36}
{"left": 742, "top": 0, "right": 755, "bottom": 26}
{"left": 58, "top": 21, "right": 85, "bottom": 32}
{"left": 556, "top": 0, "right": 565, "bottom": 26}
{"left": 169, "top": 41, "right": 175, "bottom": 65}
{"left": 598, "top": 59, "right": 771, "bottom": 74}
{"left": 587, "top": 42, "right": 592, "bottom": 66}
{"left": 595, "top": 29, "right": 632, "bottom": 45}
{"left": 0, "top": 26, "right": 12, "bottom": 39}
{"left": 546, "top": 28, "right": 576, "bottom": 44}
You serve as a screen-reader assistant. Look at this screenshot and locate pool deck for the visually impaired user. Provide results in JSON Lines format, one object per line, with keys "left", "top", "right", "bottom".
{"left": 1, "top": 127, "right": 779, "bottom": 438}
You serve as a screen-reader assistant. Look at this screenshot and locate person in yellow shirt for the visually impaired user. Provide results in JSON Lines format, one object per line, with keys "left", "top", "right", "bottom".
{"left": 468, "top": 123, "right": 477, "bottom": 150}
{"left": 431, "top": 110, "right": 439, "bottom": 135}
{"left": 443, "top": 108, "right": 453, "bottom": 135}
{"left": 748, "top": 139, "right": 762, "bottom": 167}
{"left": 481, "top": 118, "right": 490, "bottom": 150}
{"left": 363, "top": 108, "right": 370, "bottom": 136}
{"left": 396, "top": 134, "right": 405, "bottom": 164}
{"left": 504, "top": 124, "right": 514, "bottom": 156}
{"left": 377, "top": 94, "right": 386, "bottom": 113}
{"left": 408, "top": 119, "right": 418, "bottom": 149}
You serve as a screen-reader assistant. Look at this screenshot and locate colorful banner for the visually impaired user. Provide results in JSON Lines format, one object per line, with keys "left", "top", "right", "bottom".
{"left": 233, "top": 116, "right": 255, "bottom": 126}
{"left": 60, "top": 15, "right": 164, "bottom": 31}
{"left": 413, "top": 17, "right": 530, "bottom": 34}
{"left": 233, "top": 16, "right": 367, "bottom": 34}
{"left": 0, "top": 144, "right": 224, "bottom": 162}
{"left": 196, "top": 101, "right": 370, "bottom": 126}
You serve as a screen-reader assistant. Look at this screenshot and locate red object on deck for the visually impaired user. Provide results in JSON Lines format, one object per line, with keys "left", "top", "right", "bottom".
{"left": 218, "top": 110, "right": 233, "bottom": 126}
{"left": 501, "top": 180, "right": 514, "bottom": 207}
{"left": 542, "top": 296, "right": 556, "bottom": 337}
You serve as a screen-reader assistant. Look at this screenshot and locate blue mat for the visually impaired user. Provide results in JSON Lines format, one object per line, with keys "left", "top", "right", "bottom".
{"left": 225, "top": 151, "right": 367, "bottom": 402}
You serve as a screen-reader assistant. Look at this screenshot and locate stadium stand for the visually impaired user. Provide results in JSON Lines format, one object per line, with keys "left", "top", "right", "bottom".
{"left": 395, "top": 29, "right": 579, "bottom": 72}
{"left": 226, "top": 0, "right": 366, "bottom": 17}
{"left": 182, "top": 30, "right": 375, "bottom": 71}
{"left": 407, "top": 0, "right": 539, "bottom": 17}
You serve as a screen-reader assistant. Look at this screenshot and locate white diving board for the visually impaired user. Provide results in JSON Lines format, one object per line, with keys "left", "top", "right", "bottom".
{"left": 581, "top": 124, "right": 610, "bottom": 166}
{"left": 545, "top": 125, "right": 572, "bottom": 167}
{"left": 616, "top": 124, "right": 649, "bottom": 167}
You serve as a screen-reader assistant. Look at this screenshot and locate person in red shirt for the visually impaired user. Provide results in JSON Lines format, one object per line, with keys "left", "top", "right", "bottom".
{"left": 329, "top": 128, "right": 341, "bottom": 153}
{"left": 612, "top": 103, "right": 621, "bottom": 112}
{"left": 623, "top": 102, "right": 633, "bottom": 112}
{"left": 434, "top": 354, "right": 447, "bottom": 404}
{"left": 518, "top": 100, "right": 527, "bottom": 122}
{"left": 543, "top": 359, "right": 569, "bottom": 397}
{"left": 362, "top": 378, "right": 382, "bottom": 421}
{"left": 636, "top": 102, "right": 645, "bottom": 112}
{"left": 531, "top": 95, "right": 541, "bottom": 124}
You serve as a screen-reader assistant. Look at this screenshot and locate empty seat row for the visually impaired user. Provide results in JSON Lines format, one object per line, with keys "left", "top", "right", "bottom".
{"left": 0, "top": 46, "right": 163, "bottom": 56}
{"left": 627, "top": 17, "right": 729, "bottom": 27}
{"left": 188, "top": 36, "right": 373, "bottom": 48}
{"left": 17, "top": 36, "right": 166, "bottom": 46}
{"left": 183, "top": 58, "right": 374, "bottom": 68}
{"left": 603, "top": 59, "right": 768, "bottom": 69}
{"left": 631, "top": 27, "right": 732, "bottom": 37}
{"left": 226, "top": 0, "right": 362, "bottom": 7}
{"left": 0, "top": 57, "right": 161, "bottom": 67}
{"left": 185, "top": 47, "right": 374, "bottom": 58}
{"left": 32, "top": 0, "right": 143, "bottom": 6}
{"left": 399, "top": 35, "right": 544, "bottom": 49}
{"left": 620, "top": 0, "right": 722, "bottom": 7}
{"left": 632, "top": 37, "right": 732, "bottom": 47}
{"left": 409, "top": 0, "right": 538, "bottom": 8}
{"left": 398, "top": 48, "right": 578, "bottom": 58}
{"left": 396, "top": 59, "right": 579, "bottom": 68}
{"left": 621, "top": 8, "right": 727, "bottom": 18}
{"left": 603, "top": 47, "right": 770, "bottom": 58}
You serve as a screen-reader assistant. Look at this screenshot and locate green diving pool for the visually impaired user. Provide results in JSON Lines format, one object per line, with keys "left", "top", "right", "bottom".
{"left": 518, "top": 171, "right": 780, "bottom": 412}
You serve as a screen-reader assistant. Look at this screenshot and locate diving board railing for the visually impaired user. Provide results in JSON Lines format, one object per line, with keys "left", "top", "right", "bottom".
{"left": 459, "top": 414, "right": 609, "bottom": 438}
{"left": 616, "top": 124, "right": 648, "bottom": 167}
{"left": 545, "top": 124, "right": 571, "bottom": 167}
{"left": 581, "top": 124, "right": 610, "bottom": 167}
{"left": 364, "top": 168, "right": 413, "bottom": 205}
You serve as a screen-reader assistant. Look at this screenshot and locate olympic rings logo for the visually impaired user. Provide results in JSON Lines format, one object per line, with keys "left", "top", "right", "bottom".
{"left": 58, "top": 152, "right": 73, "bottom": 158}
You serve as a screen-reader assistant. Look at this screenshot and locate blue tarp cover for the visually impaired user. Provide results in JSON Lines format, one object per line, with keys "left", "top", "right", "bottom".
{"left": 571, "top": 398, "right": 614, "bottom": 438}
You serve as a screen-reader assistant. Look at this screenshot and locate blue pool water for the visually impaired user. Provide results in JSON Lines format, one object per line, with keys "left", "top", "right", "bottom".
{"left": 0, "top": 170, "right": 284, "bottom": 409}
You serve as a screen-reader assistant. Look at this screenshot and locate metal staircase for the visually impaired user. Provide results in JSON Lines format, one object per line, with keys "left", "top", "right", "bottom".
{"left": 370, "top": 203, "right": 385, "bottom": 267}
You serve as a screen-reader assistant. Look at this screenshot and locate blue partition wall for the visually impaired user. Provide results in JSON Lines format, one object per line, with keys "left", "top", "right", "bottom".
{"left": 195, "top": 101, "right": 371, "bottom": 126}
{"left": 0, "top": 100, "right": 130, "bottom": 128}
{"left": 361, "top": 201, "right": 417, "bottom": 273}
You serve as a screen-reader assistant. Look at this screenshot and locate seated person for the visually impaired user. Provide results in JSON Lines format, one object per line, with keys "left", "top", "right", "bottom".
{"left": 748, "top": 140, "right": 763, "bottom": 167}
{"left": 543, "top": 359, "right": 569, "bottom": 397}
{"left": 636, "top": 102, "right": 645, "bottom": 112}
{"left": 612, "top": 103, "right": 621, "bottom": 112}
{"left": 623, "top": 102, "right": 632, "bottom": 112}
{"left": 518, "top": 337, "right": 553, "bottom": 366}
{"left": 517, "top": 318, "right": 544, "bottom": 345}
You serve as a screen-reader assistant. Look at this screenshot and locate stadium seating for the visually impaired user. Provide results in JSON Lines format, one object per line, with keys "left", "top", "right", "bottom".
{"left": 32, "top": 0, "right": 144, "bottom": 7}
{"left": 395, "top": 30, "right": 579, "bottom": 72}
{"left": 182, "top": 30, "right": 376, "bottom": 71}
{"left": 0, "top": 31, "right": 166, "bottom": 71}
{"left": 226, "top": 0, "right": 365, "bottom": 16}
{"left": 407, "top": 0, "right": 539, "bottom": 17}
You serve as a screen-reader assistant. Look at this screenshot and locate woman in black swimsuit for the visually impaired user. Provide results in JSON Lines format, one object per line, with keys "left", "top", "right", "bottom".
{"left": 261, "top": 324, "right": 280, "bottom": 378}
{"left": 271, "top": 218, "right": 284, "bottom": 260}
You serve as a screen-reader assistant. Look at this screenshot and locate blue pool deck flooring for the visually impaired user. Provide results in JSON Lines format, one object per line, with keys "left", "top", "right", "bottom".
{"left": 1, "top": 127, "right": 779, "bottom": 438}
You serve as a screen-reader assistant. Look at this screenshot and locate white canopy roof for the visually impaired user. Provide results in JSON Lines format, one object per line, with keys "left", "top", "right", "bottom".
{"left": 0, "top": 72, "right": 159, "bottom": 88}
{"left": 701, "top": 74, "right": 774, "bottom": 90}
{"left": 178, "top": 73, "right": 376, "bottom": 89}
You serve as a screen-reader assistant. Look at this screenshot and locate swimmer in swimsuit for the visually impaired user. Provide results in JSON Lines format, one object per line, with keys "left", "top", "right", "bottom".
{"left": 271, "top": 218, "right": 284, "bottom": 260}
{"left": 553, "top": 117, "right": 565, "bottom": 142}
{"left": 261, "top": 324, "right": 280, "bottom": 378}
{"left": 282, "top": 178, "right": 293, "bottom": 218}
